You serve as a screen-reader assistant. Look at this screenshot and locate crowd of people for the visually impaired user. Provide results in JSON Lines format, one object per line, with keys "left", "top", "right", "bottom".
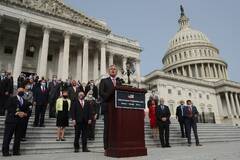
{"left": 148, "top": 96, "right": 202, "bottom": 148}
{"left": 0, "top": 71, "right": 100, "bottom": 156}
{"left": 0, "top": 65, "right": 203, "bottom": 157}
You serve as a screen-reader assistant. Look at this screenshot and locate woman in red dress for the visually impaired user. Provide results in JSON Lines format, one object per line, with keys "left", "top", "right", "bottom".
{"left": 148, "top": 98, "right": 158, "bottom": 139}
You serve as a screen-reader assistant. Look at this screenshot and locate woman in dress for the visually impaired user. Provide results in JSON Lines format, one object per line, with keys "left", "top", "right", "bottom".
{"left": 55, "top": 90, "right": 71, "bottom": 141}
{"left": 148, "top": 97, "right": 158, "bottom": 139}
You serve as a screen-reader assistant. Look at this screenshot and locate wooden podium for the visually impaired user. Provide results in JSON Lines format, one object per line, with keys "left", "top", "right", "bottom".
{"left": 105, "top": 85, "right": 147, "bottom": 157}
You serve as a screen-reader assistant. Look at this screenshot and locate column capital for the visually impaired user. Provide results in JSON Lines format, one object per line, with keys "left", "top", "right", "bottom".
{"left": 100, "top": 39, "right": 108, "bottom": 46}
{"left": 19, "top": 18, "right": 28, "bottom": 28}
{"left": 42, "top": 25, "right": 51, "bottom": 34}
{"left": 63, "top": 31, "right": 71, "bottom": 38}
{"left": 82, "top": 35, "right": 91, "bottom": 42}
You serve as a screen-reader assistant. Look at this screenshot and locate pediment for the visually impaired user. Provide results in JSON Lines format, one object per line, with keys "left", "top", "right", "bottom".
{"left": 1, "top": 0, "right": 110, "bottom": 33}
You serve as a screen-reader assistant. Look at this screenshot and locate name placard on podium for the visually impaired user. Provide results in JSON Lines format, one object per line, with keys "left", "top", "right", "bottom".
{"left": 115, "top": 90, "right": 145, "bottom": 110}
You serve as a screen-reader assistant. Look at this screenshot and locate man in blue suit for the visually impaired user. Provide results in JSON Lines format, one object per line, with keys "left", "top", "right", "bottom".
{"left": 183, "top": 100, "right": 202, "bottom": 146}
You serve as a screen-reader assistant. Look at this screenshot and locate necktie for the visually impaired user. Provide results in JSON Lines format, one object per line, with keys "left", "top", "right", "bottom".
{"left": 112, "top": 78, "right": 116, "bottom": 86}
{"left": 161, "top": 105, "right": 164, "bottom": 110}
{"left": 80, "top": 100, "right": 84, "bottom": 108}
{"left": 19, "top": 97, "right": 23, "bottom": 107}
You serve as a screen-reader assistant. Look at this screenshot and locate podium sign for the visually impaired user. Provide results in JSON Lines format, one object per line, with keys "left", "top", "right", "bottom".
{"left": 105, "top": 86, "right": 147, "bottom": 157}
{"left": 115, "top": 90, "right": 145, "bottom": 110}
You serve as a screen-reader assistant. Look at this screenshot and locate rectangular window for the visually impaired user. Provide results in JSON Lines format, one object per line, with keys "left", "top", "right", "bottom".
{"left": 48, "top": 55, "right": 53, "bottom": 61}
{"left": 4, "top": 46, "right": 14, "bottom": 54}
{"left": 168, "top": 89, "right": 172, "bottom": 94}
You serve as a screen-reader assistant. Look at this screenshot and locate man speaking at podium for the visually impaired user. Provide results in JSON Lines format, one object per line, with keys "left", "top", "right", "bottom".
{"left": 99, "top": 64, "right": 123, "bottom": 150}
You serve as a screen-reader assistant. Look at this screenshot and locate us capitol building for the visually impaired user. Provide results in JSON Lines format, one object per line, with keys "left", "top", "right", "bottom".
{"left": 0, "top": 0, "right": 240, "bottom": 125}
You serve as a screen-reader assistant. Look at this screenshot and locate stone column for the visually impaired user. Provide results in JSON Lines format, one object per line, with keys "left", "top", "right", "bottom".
{"left": 82, "top": 36, "right": 89, "bottom": 83}
{"left": 207, "top": 63, "right": 212, "bottom": 77}
{"left": 122, "top": 56, "right": 127, "bottom": 71}
{"left": 57, "top": 44, "right": 64, "bottom": 79}
{"left": 224, "top": 66, "right": 228, "bottom": 80}
{"left": 217, "top": 64, "right": 222, "bottom": 79}
{"left": 182, "top": 66, "right": 186, "bottom": 76}
{"left": 213, "top": 64, "right": 218, "bottom": 78}
{"left": 61, "top": 31, "right": 71, "bottom": 81}
{"left": 201, "top": 63, "right": 205, "bottom": 78}
{"left": 225, "top": 92, "right": 233, "bottom": 118}
{"left": 38, "top": 26, "right": 50, "bottom": 78}
{"left": 108, "top": 52, "right": 114, "bottom": 66}
{"left": 216, "top": 93, "right": 224, "bottom": 119}
{"left": 230, "top": 92, "right": 237, "bottom": 118}
{"left": 195, "top": 64, "right": 199, "bottom": 78}
{"left": 93, "top": 49, "right": 99, "bottom": 80}
{"left": 135, "top": 59, "right": 141, "bottom": 82}
{"left": 13, "top": 19, "right": 28, "bottom": 84}
{"left": 76, "top": 44, "right": 83, "bottom": 81}
{"left": 37, "top": 44, "right": 42, "bottom": 75}
{"left": 176, "top": 67, "right": 179, "bottom": 75}
{"left": 188, "top": 65, "right": 192, "bottom": 77}
{"left": 100, "top": 41, "right": 107, "bottom": 76}
{"left": 234, "top": 93, "right": 240, "bottom": 117}
{"left": 221, "top": 66, "right": 226, "bottom": 79}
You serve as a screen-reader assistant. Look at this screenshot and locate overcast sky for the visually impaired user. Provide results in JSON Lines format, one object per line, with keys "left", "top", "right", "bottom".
{"left": 65, "top": 0, "right": 240, "bottom": 82}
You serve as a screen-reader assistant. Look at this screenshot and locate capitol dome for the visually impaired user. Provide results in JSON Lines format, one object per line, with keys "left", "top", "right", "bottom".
{"left": 162, "top": 5, "right": 228, "bottom": 81}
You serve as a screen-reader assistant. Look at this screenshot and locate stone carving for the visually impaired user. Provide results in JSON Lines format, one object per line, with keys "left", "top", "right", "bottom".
{"left": 1, "top": 0, "right": 109, "bottom": 32}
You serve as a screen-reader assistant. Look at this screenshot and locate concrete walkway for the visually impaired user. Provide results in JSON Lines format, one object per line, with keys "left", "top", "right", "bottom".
{"left": 2, "top": 141, "right": 240, "bottom": 160}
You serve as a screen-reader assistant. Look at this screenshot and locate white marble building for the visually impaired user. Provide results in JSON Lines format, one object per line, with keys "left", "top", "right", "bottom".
{"left": 143, "top": 6, "right": 240, "bottom": 125}
{"left": 0, "top": 0, "right": 141, "bottom": 84}
{"left": 1, "top": 1, "right": 240, "bottom": 125}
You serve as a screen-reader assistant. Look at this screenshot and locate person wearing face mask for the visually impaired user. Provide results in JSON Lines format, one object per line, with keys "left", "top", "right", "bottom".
{"left": 21, "top": 83, "right": 34, "bottom": 141}
{"left": 68, "top": 80, "right": 83, "bottom": 102}
{"left": 55, "top": 90, "right": 71, "bottom": 141}
{"left": 71, "top": 92, "right": 92, "bottom": 152}
{"left": 33, "top": 80, "right": 49, "bottom": 127}
{"left": 2, "top": 87, "right": 30, "bottom": 156}
{"left": 85, "top": 90, "right": 99, "bottom": 140}
{"left": 85, "top": 80, "right": 98, "bottom": 100}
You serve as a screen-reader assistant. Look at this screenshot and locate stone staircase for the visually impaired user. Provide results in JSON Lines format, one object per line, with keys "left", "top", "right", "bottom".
{"left": 0, "top": 115, "right": 240, "bottom": 155}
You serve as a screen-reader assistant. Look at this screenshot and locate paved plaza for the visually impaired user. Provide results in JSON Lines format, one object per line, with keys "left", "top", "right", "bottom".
{"left": 1, "top": 141, "right": 240, "bottom": 160}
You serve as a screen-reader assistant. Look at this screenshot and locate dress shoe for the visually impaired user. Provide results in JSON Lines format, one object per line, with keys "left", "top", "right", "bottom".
{"left": 82, "top": 149, "right": 90, "bottom": 152}
{"left": 74, "top": 149, "right": 79, "bottom": 153}
{"left": 196, "top": 143, "right": 202, "bottom": 146}
{"left": 39, "top": 124, "right": 45, "bottom": 127}
{"left": 13, "top": 152, "right": 21, "bottom": 156}
{"left": 165, "top": 145, "right": 171, "bottom": 148}
{"left": 188, "top": 143, "right": 192, "bottom": 147}
{"left": 56, "top": 138, "right": 60, "bottom": 141}
{"left": 2, "top": 153, "right": 12, "bottom": 157}
{"left": 61, "top": 138, "right": 66, "bottom": 141}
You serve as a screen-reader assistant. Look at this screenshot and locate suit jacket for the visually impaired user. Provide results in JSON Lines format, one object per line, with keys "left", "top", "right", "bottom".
{"left": 34, "top": 86, "right": 49, "bottom": 105}
{"left": 176, "top": 105, "right": 185, "bottom": 122}
{"left": 48, "top": 82, "right": 60, "bottom": 102}
{"left": 68, "top": 86, "right": 82, "bottom": 101}
{"left": 5, "top": 96, "right": 30, "bottom": 123}
{"left": 183, "top": 105, "right": 199, "bottom": 123}
{"left": 71, "top": 99, "right": 92, "bottom": 124}
{"left": 155, "top": 105, "right": 171, "bottom": 125}
{"left": 99, "top": 77, "right": 122, "bottom": 114}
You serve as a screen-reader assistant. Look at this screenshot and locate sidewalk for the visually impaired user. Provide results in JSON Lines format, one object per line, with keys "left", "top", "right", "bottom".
{"left": 2, "top": 141, "right": 240, "bottom": 160}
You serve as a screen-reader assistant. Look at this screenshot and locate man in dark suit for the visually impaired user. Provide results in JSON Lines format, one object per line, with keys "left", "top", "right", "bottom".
{"left": 33, "top": 80, "right": 49, "bottom": 127}
{"left": 176, "top": 100, "right": 187, "bottom": 138}
{"left": 48, "top": 76, "right": 60, "bottom": 118}
{"left": 99, "top": 64, "right": 123, "bottom": 150}
{"left": 183, "top": 100, "right": 202, "bottom": 146}
{"left": 2, "top": 87, "right": 30, "bottom": 156}
{"left": 71, "top": 92, "right": 92, "bottom": 152}
{"left": 68, "top": 80, "right": 83, "bottom": 102}
{"left": 0, "top": 71, "right": 10, "bottom": 116}
{"left": 155, "top": 98, "right": 171, "bottom": 148}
